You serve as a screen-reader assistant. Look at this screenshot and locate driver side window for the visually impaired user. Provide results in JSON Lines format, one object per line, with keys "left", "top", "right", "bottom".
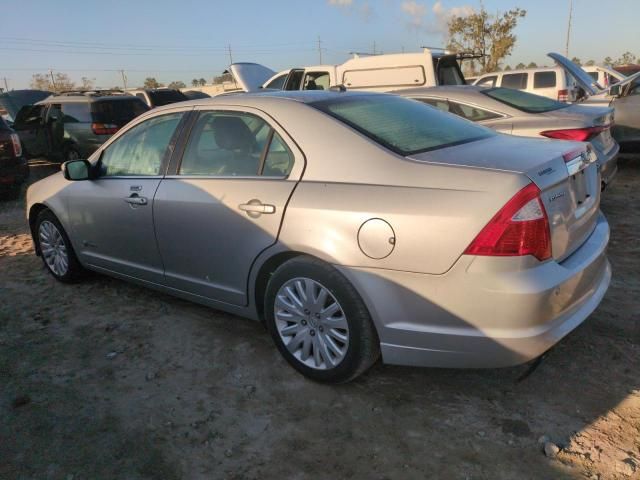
{"left": 100, "top": 112, "right": 183, "bottom": 177}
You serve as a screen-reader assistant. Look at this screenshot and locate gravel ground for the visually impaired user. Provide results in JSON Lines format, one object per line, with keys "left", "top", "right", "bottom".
{"left": 1, "top": 156, "right": 639, "bottom": 479}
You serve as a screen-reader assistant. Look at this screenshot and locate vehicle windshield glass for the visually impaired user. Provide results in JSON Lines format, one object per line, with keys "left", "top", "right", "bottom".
{"left": 148, "top": 90, "right": 188, "bottom": 106}
{"left": 91, "top": 99, "right": 149, "bottom": 126}
{"left": 310, "top": 95, "right": 494, "bottom": 156}
{"left": 482, "top": 87, "right": 569, "bottom": 113}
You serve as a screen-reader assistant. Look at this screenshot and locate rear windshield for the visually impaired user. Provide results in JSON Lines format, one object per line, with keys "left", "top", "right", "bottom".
{"left": 310, "top": 95, "right": 493, "bottom": 156}
{"left": 482, "top": 87, "right": 568, "bottom": 113}
{"left": 148, "top": 90, "right": 188, "bottom": 107}
{"left": 91, "top": 99, "right": 149, "bottom": 126}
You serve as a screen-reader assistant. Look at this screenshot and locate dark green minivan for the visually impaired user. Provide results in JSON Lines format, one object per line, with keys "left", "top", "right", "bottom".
{"left": 13, "top": 91, "right": 149, "bottom": 162}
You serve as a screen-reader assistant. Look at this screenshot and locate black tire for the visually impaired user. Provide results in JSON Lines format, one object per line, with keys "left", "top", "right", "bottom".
{"left": 34, "top": 209, "right": 84, "bottom": 283}
{"left": 264, "top": 256, "right": 380, "bottom": 383}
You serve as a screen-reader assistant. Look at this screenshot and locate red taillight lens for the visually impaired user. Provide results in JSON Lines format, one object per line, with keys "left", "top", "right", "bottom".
{"left": 10, "top": 133, "right": 22, "bottom": 157}
{"left": 91, "top": 123, "right": 119, "bottom": 135}
{"left": 540, "top": 125, "right": 608, "bottom": 142}
{"left": 464, "top": 183, "right": 552, "bottom": 261}
{"left": 557, "top": 89, "right": 569, "bottom": 102}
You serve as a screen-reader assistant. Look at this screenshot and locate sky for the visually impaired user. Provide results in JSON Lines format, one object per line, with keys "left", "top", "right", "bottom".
{"left": 1, "top": 0, "right": 638, "bottom": 89}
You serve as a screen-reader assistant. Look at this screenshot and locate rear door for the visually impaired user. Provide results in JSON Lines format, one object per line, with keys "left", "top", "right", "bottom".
{"left": 153, "top": 106, "right": 304, "bottom": 305}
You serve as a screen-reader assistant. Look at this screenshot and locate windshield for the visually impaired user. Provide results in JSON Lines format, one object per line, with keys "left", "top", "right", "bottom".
{"left": 310, "top": 94, "right": 494, "bottom": 156}
{"left": 148, "top": 90, "right": 188, "bottom": 106}
{"left": 482, "top": 87, "right": 569, "bottom": 113}
{"left": 91, "top": 99, "right": 149, "bottom": 126}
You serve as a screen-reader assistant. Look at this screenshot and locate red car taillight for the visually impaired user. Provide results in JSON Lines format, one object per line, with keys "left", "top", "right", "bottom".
{"left": 557, "top": 89, "right": 569, "bottom": 102}
{"left": 464, "top": 183, "right": 552, "bottom": 261}
{"left": 540, "top": 125, "right": 609, "bottom": 142}
{"left": 91, "top": 123, "right": 119, "bottom": 135}
{"left": 10, "top": 133, "right": 22, "bottom": 157}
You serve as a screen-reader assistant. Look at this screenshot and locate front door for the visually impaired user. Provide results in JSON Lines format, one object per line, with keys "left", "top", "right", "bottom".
{"left": 12, "top": 104, "right": 48, "bottom": 157}
{"left": 66, "top": 111, "right": 186, "bottom": 283}
{"left": 154, "top": 108, "right": 303, "bottom": 305}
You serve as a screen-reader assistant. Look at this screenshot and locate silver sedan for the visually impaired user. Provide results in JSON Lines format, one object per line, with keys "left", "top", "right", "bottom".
{"left": 26, "top": 91, "right": 611, "bottom": 382}
{"left": 396, "top": 85, "right": 619, "bottom": 188}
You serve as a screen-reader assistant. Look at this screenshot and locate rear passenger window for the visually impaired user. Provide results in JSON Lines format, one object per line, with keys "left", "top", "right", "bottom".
{"left": 179, "top": 112, "right": 293, "bottom": 177}
{"left": 303, "top": 72, "right": 330, "bottom": 90}
{"left": 502, "top": 73, "right": 528, "bottom": 90}
{"left": 476, "top": 76, "right": 497, "bottom": 87}
{"left": 417, "top": 98, "right": 450, "bottom": 113}
{"left": 448, "top": 101, "right": 501, "bottom": 122}
{"left": 534, "top": 72, "right": 556, "bottom": 89}
{"left": 61, "top": 103, "right": 91, "bottom": 123}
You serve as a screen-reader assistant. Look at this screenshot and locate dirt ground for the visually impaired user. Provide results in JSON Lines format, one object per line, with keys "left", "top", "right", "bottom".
{"left": 1, "top": 156, "right": 639, "bottom": 480}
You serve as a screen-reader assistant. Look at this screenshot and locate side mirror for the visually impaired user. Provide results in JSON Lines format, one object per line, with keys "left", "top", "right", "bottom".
{"left": 62, "top": 159, "right": 91, "bottom": 181}
{"left": 609, "top": 85, "right": 622, "bottom": 98}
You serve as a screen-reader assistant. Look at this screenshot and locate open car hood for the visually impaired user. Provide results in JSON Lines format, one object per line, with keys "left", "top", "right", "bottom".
{"left": 228, "top": 63, "right": 276, "bottom": 92}
{"left": 614, "top": 70, "right": 640, "bottom": 89}
{"left": 548, "top": 52, "right": 600, "bottom": 96}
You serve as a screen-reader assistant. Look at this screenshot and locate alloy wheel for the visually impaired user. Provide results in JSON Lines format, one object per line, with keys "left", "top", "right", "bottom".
{"left": 274, "top": 277, "right": 349, "bottom": 370}
{"left": 39, "top": 220, "right": 69, "bottom": 276}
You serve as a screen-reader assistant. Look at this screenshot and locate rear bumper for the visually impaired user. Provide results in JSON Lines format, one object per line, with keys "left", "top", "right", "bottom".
{"left": 0, "top": 159, "right": 29, "bottom": 190}
{"left": 337, "top": 212, "right": 611, "bottom": 368}
{"left": 596, "top": 142, "right": 619, "bottom": 186}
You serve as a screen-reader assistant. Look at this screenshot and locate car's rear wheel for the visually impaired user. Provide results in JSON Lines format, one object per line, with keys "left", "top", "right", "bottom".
{"left": 264, "top": 256, "right": 379, "bottom": 383}
{"left": 35, "top": 210, "right": 83, "bottom": 282}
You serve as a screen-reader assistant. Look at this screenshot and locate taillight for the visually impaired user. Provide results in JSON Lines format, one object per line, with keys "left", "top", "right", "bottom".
{"left": 464, "top": 183, "right": 552, "bottom": 261}
{"left": 557, "top": 89, "right": 569, "bottom": 102}
{"left": 91, "top": 123, "right": 119, "bottom": 135}
{"left": 10, "top": 133, "right": 22, "bottom": 157}
{"left": 540, "top": 125, "right": 609, "bottom": 142}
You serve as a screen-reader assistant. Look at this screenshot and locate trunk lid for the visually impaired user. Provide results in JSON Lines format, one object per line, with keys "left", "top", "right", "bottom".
{"left": 227, "top": 63, "right": 277, "bottom": 92}
{"left": 542, "top": 104, "right": 616, "bottom": 154}
{"left": 548, "top": 53, "right": 601, "bottom": 97}
{"left": 408, "top": 134, "right": 600, "bottom": 261}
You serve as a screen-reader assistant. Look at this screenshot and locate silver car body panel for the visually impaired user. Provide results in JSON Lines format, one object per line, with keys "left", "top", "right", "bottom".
{"left": 26, "top": 91, "right": 611, "bottom": 369}
{"left": 399, "top": 86, "right": 619, "bottom": 185}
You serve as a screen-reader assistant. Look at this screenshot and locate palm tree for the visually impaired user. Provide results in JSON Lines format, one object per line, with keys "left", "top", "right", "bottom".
{"left": 192, "top": 79, "right": 199, "bottom": 87}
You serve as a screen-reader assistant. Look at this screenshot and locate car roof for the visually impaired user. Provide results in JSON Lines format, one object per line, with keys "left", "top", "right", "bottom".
{"left": 150, "top": 89, "right": 377, "bottom": 113}
{"left": 37, "top": 94, "right": 144, "bottom": 104}
{"left": 478, "top": 66, "right": 564, "bottom": 76}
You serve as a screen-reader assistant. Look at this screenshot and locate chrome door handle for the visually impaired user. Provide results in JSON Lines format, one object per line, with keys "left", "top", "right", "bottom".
{"left": 239, "top": 201, "right": 276, "bottom": 215}
{"left": 124, "top": 195, "right": 148, "bottom": 206}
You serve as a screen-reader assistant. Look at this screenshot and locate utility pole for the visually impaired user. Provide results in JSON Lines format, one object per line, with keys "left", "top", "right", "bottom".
{"left": 372, "top": 40, "right": 376, "bottom": 55}
{"left": 228, "top": 45, "right": 233, "bottom": 65}
{"left": 119, "top": 70, "right": 128, "bottom": 91}
{"left": 49, "top": 69, "right": 57, "bottom": 91}
{"left": 565, "top": 0, "right": 573, "bottom": 57}
{"left": 317, "top": 36, "right": 323, "bottom": 64}
{"left": 2, "top": 77, "right": 8, "bottom": 92}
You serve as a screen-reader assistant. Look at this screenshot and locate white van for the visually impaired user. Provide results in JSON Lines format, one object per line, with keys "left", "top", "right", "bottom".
{"left": 473, "top": 67, "right": 579, "bottom": 102}
{"left": 230, "top": 49, "right": 467, "bottom": 94}
{"left": 582, "top": 65, "right": 626, "bottom": 88}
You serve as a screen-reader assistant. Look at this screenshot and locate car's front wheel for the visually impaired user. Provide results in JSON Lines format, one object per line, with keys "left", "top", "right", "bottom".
{"left": 264, "top": 256, "right": 380, "bottom": 383}
{"left": 35, "top": 210, "right": 83, "bottom": 282}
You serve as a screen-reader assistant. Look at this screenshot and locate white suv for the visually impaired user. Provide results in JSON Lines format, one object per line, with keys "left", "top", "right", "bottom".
{"left": 582, "top": 65, "right": 626, "bottom": 88}
{"left": 473, "top": 67, "right": 579, "bottom": 102}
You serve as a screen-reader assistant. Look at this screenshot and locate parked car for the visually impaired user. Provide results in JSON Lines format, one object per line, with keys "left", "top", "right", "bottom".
{"left": 549, "top": 53, "right": 640, "bottom": 151}
{"left": 582, "top": 65, "right": 625, "bottom": 88}
{"left": 473, "top": 66, "right": 579, "bottom": 102}
{"left": 230, "top": 49, "right": 468, "bottom": 94}
{"left": 181, "top": 90, "right": 211, "bottom": 100}
{"left": 127, "top": 88, "right": 188, "bottom": 108}
{"left": 12, "top": 90, "right": 149, "bottom": 162}
{"left": 398, "top": 85, "right": 619, "bottom": 188}
{"left": 26, "top": 91, "right": 610, "bottom": 383}
{"left": 0, "top": 116, "right": 29, "bottom": 198}
{"left": 0, "top": 89, "right": 51, "bottom": 124}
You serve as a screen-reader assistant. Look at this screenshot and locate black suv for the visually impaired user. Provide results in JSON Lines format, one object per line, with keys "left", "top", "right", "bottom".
{"left": 12, "top": 90, "right": 149, "bottom": 162}
{"left": 0, "top": 116, "right": 29, "bottom": 198}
